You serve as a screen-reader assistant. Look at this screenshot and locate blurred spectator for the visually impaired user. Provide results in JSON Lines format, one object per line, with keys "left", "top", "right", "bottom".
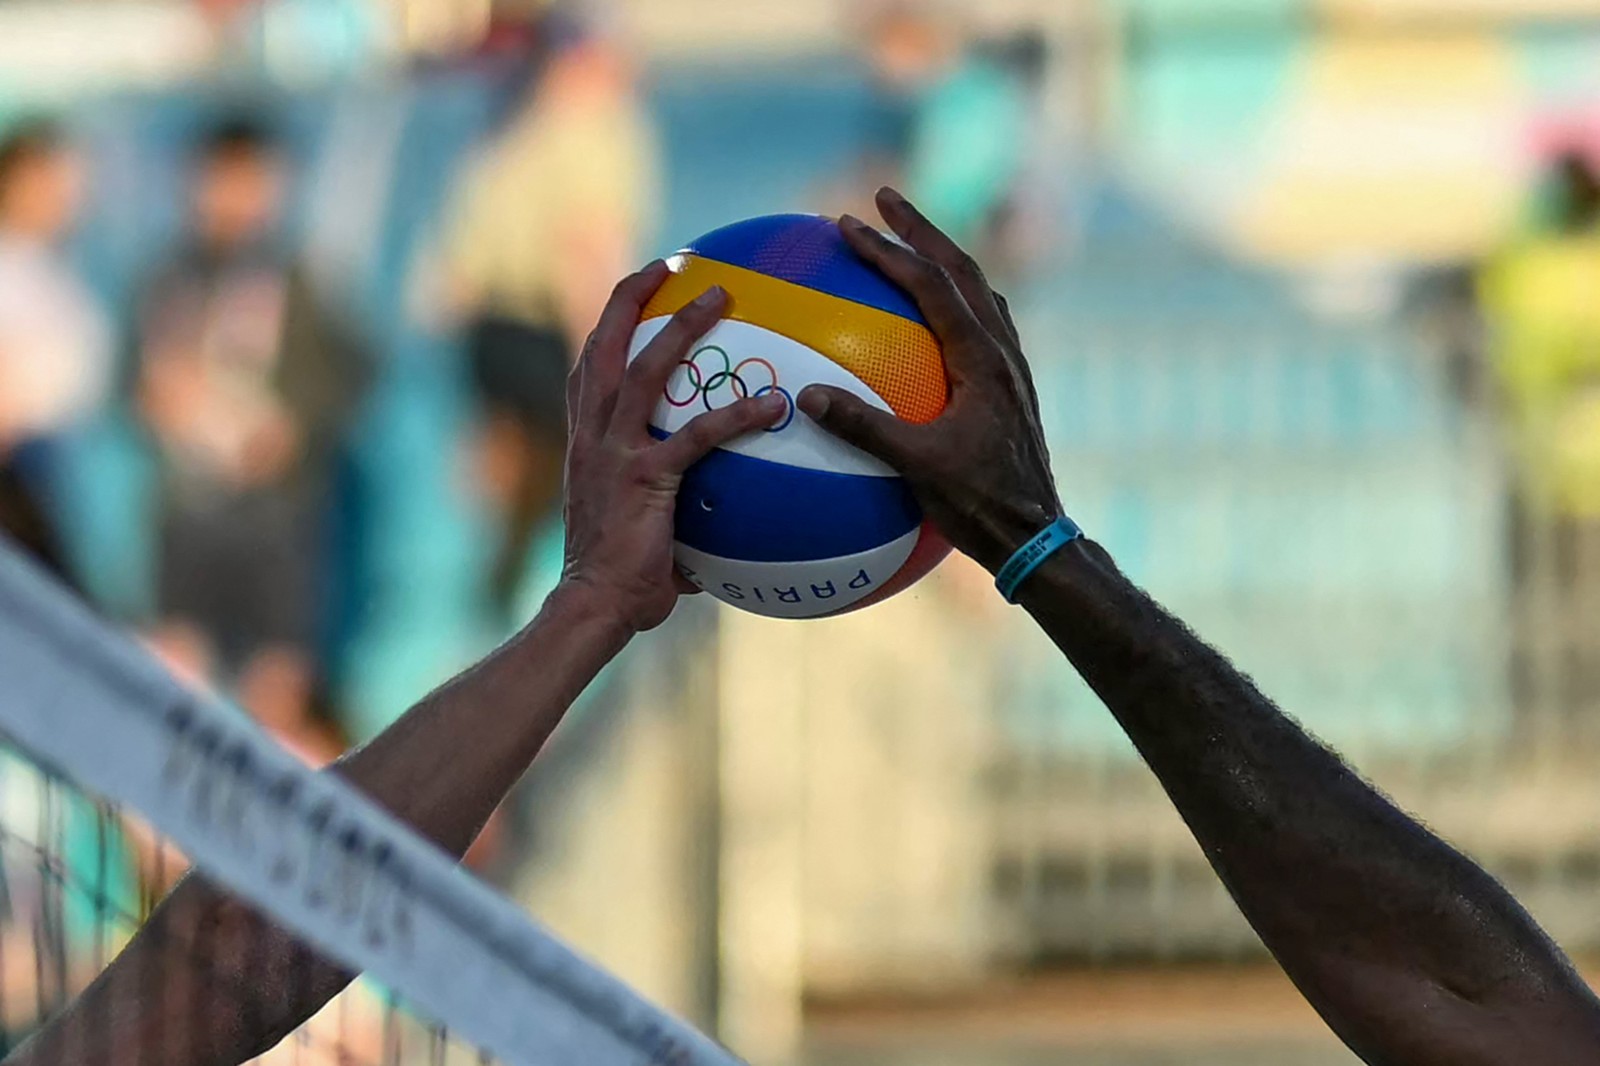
{"left": 1481, "top": 148, "right": 1600, "bottom": 727}
{"left": 132, "top": 117, "right": 371, "bottom": 727}
{"left": 433, "top": 7, "right": 658, "bottom": 612}
{"left": 439, "top": 10, "right": 658, "bottom": 358}
{"left": 466, "top": 327, "right": 567, "bottom": 622}
{"left": 1483, "top": 151, "right": 1600, "bottom": 512}
{"left": 0, "top": 122, "right": 132, "bottom": 1019}
{"left": 0, "top": 121, "right": 113, "bottom": 582}
{"left": 828, "top": 3, "right": 1043, "bottom": 274}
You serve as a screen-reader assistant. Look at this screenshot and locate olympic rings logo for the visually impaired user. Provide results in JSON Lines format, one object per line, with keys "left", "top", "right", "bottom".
{"left": 664, "top": 345, "right": 796, "bottom": 433}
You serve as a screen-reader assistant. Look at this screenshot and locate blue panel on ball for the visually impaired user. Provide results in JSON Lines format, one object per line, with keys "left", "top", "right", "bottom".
{"left": 686, "top": 214, "right": 928, "bottom": 326}
{"left": 661, "top": 434, "right": 923, "bottom": 563}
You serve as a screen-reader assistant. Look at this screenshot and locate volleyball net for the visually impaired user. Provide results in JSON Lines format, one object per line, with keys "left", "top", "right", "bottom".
{"left": 0, "top": 537, "right": 743, "bottom": 1066}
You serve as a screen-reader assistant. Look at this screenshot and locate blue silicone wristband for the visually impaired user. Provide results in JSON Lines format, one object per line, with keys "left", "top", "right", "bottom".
{"left": 994, "top": 516, "right": 1084, "bottom": 604}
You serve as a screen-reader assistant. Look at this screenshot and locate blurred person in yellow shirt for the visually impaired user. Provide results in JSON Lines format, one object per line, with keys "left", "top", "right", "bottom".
{"left": 1482, "top": 150, "right": 1600, "bottom": 519}
{"left": 441, "top": 6, "right": 658, "bottom": 358}
{"left": 436, "top": 4, "right": 659, "bottom": 617}
{"left": 1481, "top": 148, "right": 1600, "bottom": 724}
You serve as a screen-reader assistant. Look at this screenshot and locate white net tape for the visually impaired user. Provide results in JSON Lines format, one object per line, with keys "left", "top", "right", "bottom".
{"left": 0, "top": 539, "right": 744, "bottom": 1066}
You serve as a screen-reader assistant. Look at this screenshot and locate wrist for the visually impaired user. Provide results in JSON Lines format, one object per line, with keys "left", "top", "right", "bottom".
{"left": 540, "top": 578, "right": 641, "bottom": 645}
{"left": 968, "top": 497, "right": 1062, "bottom": 575}
{"left": 994, "top": 515, "right": 1085, "bottom": 603}
{"left": 1011, "top": 538, "right": 1105, "bottom": 612}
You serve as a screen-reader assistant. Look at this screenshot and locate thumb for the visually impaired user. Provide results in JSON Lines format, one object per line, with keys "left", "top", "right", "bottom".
{"left": 798, "top": 385, "right": 915, "bottom": 468}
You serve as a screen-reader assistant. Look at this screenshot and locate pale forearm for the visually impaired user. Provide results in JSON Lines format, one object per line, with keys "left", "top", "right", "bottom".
{"left": 11, "top": 582, "right": 633, "bottom": 1066}
{"left": 11, "top": 246, "right": 823, "bottom": 1066}
{"left": 336, "top": 580, "right": 631, "bottom": 851}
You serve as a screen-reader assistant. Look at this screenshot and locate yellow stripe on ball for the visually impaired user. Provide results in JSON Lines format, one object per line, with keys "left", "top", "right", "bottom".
{"left": 642, "top": 254, "right": 947, "bottom": 425}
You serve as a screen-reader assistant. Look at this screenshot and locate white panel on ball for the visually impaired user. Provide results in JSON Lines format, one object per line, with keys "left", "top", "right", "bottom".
{"left": 674, "top": 528, "right": 921, "bottom": 620}
{"left": 627, "top": 317, "right": 896, "bottom": 478}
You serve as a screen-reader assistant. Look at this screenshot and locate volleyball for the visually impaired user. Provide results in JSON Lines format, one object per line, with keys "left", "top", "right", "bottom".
{"left": 628, "top": 214, "right": 952, "bottom": 619}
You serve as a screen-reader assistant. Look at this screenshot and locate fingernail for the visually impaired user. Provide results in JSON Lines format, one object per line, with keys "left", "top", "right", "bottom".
{"left": 880, "top": 185, "right": 909, "bottom": 206}
{"left": 693, "top": 285, "right": 726, "bottom": 308}
{"left": 798, "top": 387, "right": 829, "bottom": 419}
{"left": 840, "top": 214, "right": 867, "bottom": 232}
{"left": 758, "top": 393, "right": 787, "bottom": 414}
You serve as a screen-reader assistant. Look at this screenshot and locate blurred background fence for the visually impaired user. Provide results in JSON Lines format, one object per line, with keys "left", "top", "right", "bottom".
{"left": 7, "top": 1, "right": 1600, "bottom": 1063}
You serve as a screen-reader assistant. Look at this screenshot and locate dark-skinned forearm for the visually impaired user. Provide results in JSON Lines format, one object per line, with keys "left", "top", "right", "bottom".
{"left": 1016, "top": 538, "right": 1600, "bottom": 1066}
{"left": 787, "top": 183, "right": 1600, "bottom": 1065}
{"left": 10, "top": 583, "right": 634, "bottom": 1066}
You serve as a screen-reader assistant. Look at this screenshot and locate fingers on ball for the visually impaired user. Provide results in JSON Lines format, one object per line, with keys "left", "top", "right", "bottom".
{"left": 574, "top": 261, "right": 672, "bottom": 431}
{"left": 798, "top": 385, "right": 914, "bottom": 468}
{"left": 656, "top": 394, "right": 784, "bottom": 473}
{"left": 838, "top": 215, "right": 981, "bottom": 349}
{"left": 618, "top": 287, "right": 729, "bottom": 428}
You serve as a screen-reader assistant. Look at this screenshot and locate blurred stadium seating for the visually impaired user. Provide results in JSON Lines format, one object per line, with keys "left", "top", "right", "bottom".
{"left": 14, "top": 3, "right": 1600, "bottom": 1063}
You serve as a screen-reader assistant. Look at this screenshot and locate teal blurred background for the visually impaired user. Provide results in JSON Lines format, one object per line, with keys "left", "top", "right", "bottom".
{"left": 6, "top": 1, "right": 1600, "bottom": 1063}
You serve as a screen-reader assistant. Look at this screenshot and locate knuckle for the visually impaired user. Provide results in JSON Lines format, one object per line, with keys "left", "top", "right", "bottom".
{"left": 616, "top": 268, "right": 655, "bottom": 299}
{"left": 623, "top": 449, "right": 656, "bottom": 481}
{"left": 664, "top": 311, "right": 696, "bottom": 339}
{"left": 679, "top": 299, "right": 718, "bottom": 327}
{"left": 575, "top": 333, "right": 598, "bottom": 364}
{"left": 840, "top": 410, "right": 883, "bottom": 446}
{"left": 982, "top": 356, "right": 1015, "bottom": 389}
{"left": 953, "top": 253, "right": 986, "bottom": 287}
{"left": 663, "top": 308, "right": 705, "bottom": 344}
{"left": 870, "top": 236, "right": 906, "bottom": 268}
{"left": 687, "top": 418, "right": 720, "bottom": 448}
{"left": 617, "top": 349, "right": 651, "bottom": 382}
{"left": 609, "top": 277, "right": 638, "bottom": 304}
{"left": 812, "top": 393, "right": 850, "bottom": 427}
{"left": 648, "top": 334, "right": 688, "bottom": 367}
{"left": 921, "top": 260, "right": 955, "bottom": 291}
{"left": 833, "top": 397, "right": 867, "bottom": 428}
